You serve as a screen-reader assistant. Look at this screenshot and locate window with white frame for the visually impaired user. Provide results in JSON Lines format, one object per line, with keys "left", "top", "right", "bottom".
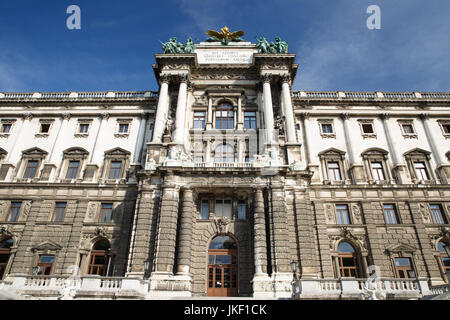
{"left": 318, "top": 119, "right": 335, "bottom": 138}
{"left": 437, "top": 120, "right": 450, "bottom": 138}
{"left": 398, "top": 120, "right": 417, "bottom": 138}
{"left": 115, "top": 119, "right": 132, "bottom": 137}
{"left": 319, "top": 148, "right": 347, "bottom": 183}
{"left": 358, "top": 120, "right": 376, "bottom": 138}
{"left": 404, "top": 148, "right": 434, "bottom": 183}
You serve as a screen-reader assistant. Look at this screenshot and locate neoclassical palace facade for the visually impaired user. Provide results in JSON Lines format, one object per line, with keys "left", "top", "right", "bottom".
{"left": 0, "top": 39, "right": 449, "bottom": 299}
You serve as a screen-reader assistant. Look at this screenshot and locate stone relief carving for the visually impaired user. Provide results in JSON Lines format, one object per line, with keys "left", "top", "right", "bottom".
{"left": 325, "top": 204, "right": 335, "bottom": 224}
{"left": 23, "top": 201, "right": 32, "bottom": 217}
{"left": 0, "top": 201, "right": 7, "bottom": 219}
{"left": 418, "top": 203, "right": 432, "bottom": 223}
{"left": 214, "top": 217, "right": 230, "bottom": 234}
{"left": 352, "top": 203, "right": 362, "bottom": 224}
{"left": 88, "top": 202, "right": 97, "bottom": 218}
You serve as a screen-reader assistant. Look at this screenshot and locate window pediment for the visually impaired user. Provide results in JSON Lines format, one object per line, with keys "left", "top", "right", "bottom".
{"left": 386, "top": 242, "right": 416, "bottom": 254}
{"left": 22, "top": 147, "right": 48, "bottom": 157}
{"left": 31, "top": 241, "right": 62, "bottom": 252}
{"left": 319, "top": 148, "right": 346, "bottom": 159}
{"left": 63, "top": 147, "right": 89, "bottom": 158}
{"left": 403, "top": 148, "right": 431, "bottom": 159}
{"left": 104, "top": 147, "right": 131, "bottom": 157}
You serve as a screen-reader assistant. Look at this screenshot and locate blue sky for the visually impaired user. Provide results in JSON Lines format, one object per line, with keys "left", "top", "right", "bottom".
{"left": 0, "top": 0, "right": 449, "bottom": 92}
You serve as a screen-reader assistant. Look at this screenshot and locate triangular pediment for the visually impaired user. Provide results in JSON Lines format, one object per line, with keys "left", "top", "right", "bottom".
{"left": 361, "top": 147, "right": 388, "bottom": 156}
{"left": 403, "top": 148, "right": 431, "bottom": 156}
{"left": 386, "top": 242, "right": 416, "bottom": 253}
{"left": 31, "top": 241, "right": 62, "bottom": 252}
{"left": 104, "top": 147, "right": 131, "bottom": 156}
{"left": 22, "top": 147, "right": 48, "bottom": 156}
{"left": 63, "top": 147, "right": 89, "bottom": 156}
{"left": 318, "top": 148, "right": 346, "bottom": 156}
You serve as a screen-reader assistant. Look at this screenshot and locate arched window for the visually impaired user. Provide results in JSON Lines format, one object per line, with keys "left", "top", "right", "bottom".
{"left": 215, "top": 103, "right": 234, "bottom": 129}
{"left": 438, "top": 241, "right": 450, "bottom": 275}
{"left": 208, "top": 236, "right": 238, "bottom": 296}
{"left": 215, "top": 144, "right": 234, "bottom": 163}
{"left": 337, "top": 241, "right": 359, "bottom": 277}
{"left": 88, "top": 239, "right": 111, "bottom": 276}
{"left": 0, "top": 238, "right": 13, "bottom": 279}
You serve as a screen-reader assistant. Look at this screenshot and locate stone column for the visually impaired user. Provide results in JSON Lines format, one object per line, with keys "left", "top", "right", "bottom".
{"left": 261, "top": 74, "right": 275, "bottom": 145}
{"left": 420, "top": 113, "right": 446, "bottom": 183}
{"left": 206, "top": 96, "right": 213, "bottom": 130}
{"left": 293, "top": 189, "right": 318, "bottom": 278}
{"left": 154, "top": 185, "right": 180, "bottom": 273}
{"left": 341, "top": 113, "right": 364, "bottom": 183}
{"left": 133, "top": 114, "right": 149, "bottom": 164}
{"left": 280, "top": 75, "right": 296, "bottom": 143}
{"left": 380, "top": 113, "right": 408, "bottom": 183}
{"left": 152, "top": 74, "right": 170, "bottom": 143}
{"left": 253, "top": 188, "right": 268, "bottom": 275}
{"left": 237, "top": 96, "right": 243, "bottom": 130}
{"left": 269, "top": 187, "right": 290, "bottom": 273}
{"left": 173, "top": 74, "right": 188, "bottom": 145}
{"left": 176, "top": 188, "right": 193, "bottom": 275}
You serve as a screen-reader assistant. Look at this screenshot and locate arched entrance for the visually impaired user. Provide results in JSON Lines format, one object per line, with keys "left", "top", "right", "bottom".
{"left": 207, "top": 235, "right": 238, "bottom": 297}
{"left": 0, "top": 238, "right": 13, "bottom": 279}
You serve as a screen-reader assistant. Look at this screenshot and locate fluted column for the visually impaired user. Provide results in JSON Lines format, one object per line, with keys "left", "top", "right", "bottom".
{"left": 254, "top": 188, "right": 268, "bottom": 275}
{"left": 420, "top": 113, "right": 443, "bottom": 166}
{"left": 280, "top": 75, "right": 296, "bottom": 143}
{"left": 261, "top": 74, "right": 274, "bottom": 144}
{"left": 176, "top": 188, "right": 193, "bottom": 275}
{"left": 173, "top": 74, "right": 188, "bottom": 145}
{"left": 154, "top": 185, "right": 180, "bottom": 273}
{"left": 152, "top": 74, "right": 170, "bottom": 143}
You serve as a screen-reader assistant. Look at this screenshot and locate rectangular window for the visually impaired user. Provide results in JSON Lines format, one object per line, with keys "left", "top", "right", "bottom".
{"left": 383, "top": 204, "right": 399, "bottom": 224}
{"left": 215, "top": 105, "right": 234, "bottom": 129}
{"left": 336, "top": 205, "right": 350, "bottom": 225}
{"left": 321, "top": 123, "right": 333, "bottom": 134}
{"left": 237, "top": 200, "right": 246, "bottom": 220}
{"left": 109, "top": 161, "right": 122, "bottom": 179}
{"left": 429, "top": 204, "right": 447, "bottom": 224}
{"left": 66, "top": 161, "right": 80, "bottom": 179}
{"left": 118, "top": 123, "right": 129, "bottom": 133}
{"left": 37, "top": 255, "right": 55, "bottom": 275}
{"left": 201, "top": 200, "right": 209, "bottom": 220}
{"left": 443, "top": 124, "right": 450, "bottom": 134}
{"left": 402, "top": 124, "right": 414, "bottom": 134}
{"left": 53, "top": 202, "right": 66, "bottom": 222}
{"left": 193, "top": 112, "right": 206, "bottom": 129}
{"left": 414, "top": 161, "right": 429, "bottom": 180}
{"left": 244, "top": 112, "right": 257, "bottom": 129}
{"left": 40, "top": 123, "right": 51, "bottom": 133}
{"left": 362, "top": 123, "right": 374, "bottom": 134}
{"left": 1, "top": 124, "right": 11, "bottom": 133}
{"left": 371, "top": 162, "right": 385, "bottom": 181}
{"left": 328, "top": 162, "right": 341, "bottom": 181}
{"left": 99, "top": 203, "right": 113, "bottom": 223}
{"left": 24, "top": 160, "right": 38, "bottom": 179}
{"left": 7, "top": 202, "right": 21, "bottom": 222}
{"left": 215, "top": 199, "right": 232, "bottom": 219}
{"left": 79, "top": 123, "right": 89, "bottom": 133}
{"left": 395, "top": 258, "right": 416, "bottom": 278}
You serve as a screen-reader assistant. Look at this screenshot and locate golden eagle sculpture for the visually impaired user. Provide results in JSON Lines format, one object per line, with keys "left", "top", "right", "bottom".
{"left": 206, "top": 26, "right": 245, "bottom": 45}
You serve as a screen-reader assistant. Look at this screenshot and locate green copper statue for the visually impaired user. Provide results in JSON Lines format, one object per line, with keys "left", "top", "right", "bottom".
{"left": 161, "top": 37, "right": 195, "bottom": 54}
{"left": 256, "top": 36, "right": 288, "bottom": 53}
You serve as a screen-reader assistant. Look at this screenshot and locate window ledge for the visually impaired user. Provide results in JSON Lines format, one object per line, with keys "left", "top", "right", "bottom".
{"left": 0, "top": 133, "right": 10, "bottom": 138}
{"left": 35, "top": 133, "right": 49, "bottom": 138}
{"left": 320, "top": 133, "right": 336, "bottom": 139}
{"left": 74, "top": 133, "right": 89, "bottom": 138}
{"left": 362, "top": 133, "right": 377, "bottom": 139}
{"left": 402, "top": 133, "right": 418, "bottom": 139}
{"left": 114, "top": 133, "right": 129, "bottom": 138}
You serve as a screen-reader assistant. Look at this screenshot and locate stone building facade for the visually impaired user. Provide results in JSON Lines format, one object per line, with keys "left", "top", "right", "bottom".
{"left": 0, "top": 40, "right": 449, "bottom": 299}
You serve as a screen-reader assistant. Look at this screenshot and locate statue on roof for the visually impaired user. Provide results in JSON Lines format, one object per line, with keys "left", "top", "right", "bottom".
{"left": 256, "top": 36, "right": 289, "bottom": 53}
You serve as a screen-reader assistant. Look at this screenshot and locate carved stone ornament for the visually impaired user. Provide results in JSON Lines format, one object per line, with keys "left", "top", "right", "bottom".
{"left": 23, "top": 201, "right": 32, "bottom": 217}
{"left": 352, "top": 203, "right": 362, "bottom": 224}
{"left": 0, "top": 224, "right": 12, "bottom": 237}
{"left": 95, "top": 226, "right": 108, "bottom": 238}
{"left": 88, "top": 202, "right": 97, "bottom": 218}
{"left": 325, "top": 204, "right": 335, "bottom": 224}
{"left": 214, "top": 217, "right": 231, "bottom": 234}
{"left": 418, "top": 203, "right": 432, "bottom": 223}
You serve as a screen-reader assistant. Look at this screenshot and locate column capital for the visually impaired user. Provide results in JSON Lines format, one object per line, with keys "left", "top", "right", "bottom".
{"left": 280, "top": 74, "right": 291, "bottom": 84}
{"left": 22, "top": 112, "right": 33, "bottom": 121}
{"left": 300, "top": 112, "right": 310, "bottom": 120}
{"left": 340, "top": 112, "right": 351, "bottom": 121}
{"left": 100, "top": 112, "right": 110, "bottom": 120}
{"left": 62, "top": 112, "right": 72, "bottom": 120}
{"left": 179, "top": 73, "right": 190, "bottom": 83}
{"left": 159, "top": 74, "right": 171, "bottom": 84}
{"left": 260, "top": 73, "right": 272, "bottom": 83}
{"left": 379, "top": 112, "right": 391, "bottom": 120}
{"left": 420, "top": 113, "right": 430, "bottom": 121}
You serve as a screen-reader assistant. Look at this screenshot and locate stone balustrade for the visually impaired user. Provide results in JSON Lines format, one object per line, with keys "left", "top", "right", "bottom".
{"left": 294, "top": 278, "right": 431, "bottom": 300}
{"left": 292, "top": 91, "right": 450, "bottom": 101}
{"left": 0, "top": 91, "right": 158, "bottom": 100}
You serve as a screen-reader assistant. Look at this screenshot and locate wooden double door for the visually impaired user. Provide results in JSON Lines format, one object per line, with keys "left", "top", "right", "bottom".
{"left": 207, "top": 235, "right": 238, "bottom": 297}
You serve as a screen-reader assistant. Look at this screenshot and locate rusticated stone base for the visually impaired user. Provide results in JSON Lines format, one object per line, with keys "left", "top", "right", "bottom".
{"left": 251, "top": 272, "right": 294, "bottom": 298}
